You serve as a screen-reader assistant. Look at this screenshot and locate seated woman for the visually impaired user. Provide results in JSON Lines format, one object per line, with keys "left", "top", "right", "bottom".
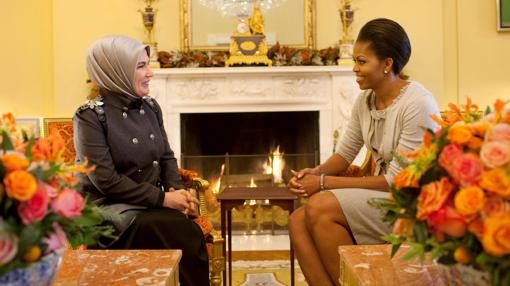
{"left": 74, "top": 35, "right": 209, "bottom": 286}
{"left": 287, "top": 18, "right": 441, "bottom": 286}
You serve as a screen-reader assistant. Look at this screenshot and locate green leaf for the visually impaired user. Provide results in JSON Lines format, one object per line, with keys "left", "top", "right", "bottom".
{"left": 484, "top": 105, "right": 492, "bottom": 116}
{"left": 413, "top": 221, "right": 428, "bottom": 244}
{"left": 1, "top": 130, "right": 13, "bottom": 150}
{"left": 0, "top": 159, "right": 5, "bottom": 181}
{"left": 401, "top": 243, "right": 425, "bottom": 261}
{"left": 23, "top": 136, "right": 36, "bottom": 160}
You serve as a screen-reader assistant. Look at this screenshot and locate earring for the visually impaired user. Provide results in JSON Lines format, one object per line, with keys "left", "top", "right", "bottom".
{"left": 384, "top": 70, "right": 389, "bottom": 74}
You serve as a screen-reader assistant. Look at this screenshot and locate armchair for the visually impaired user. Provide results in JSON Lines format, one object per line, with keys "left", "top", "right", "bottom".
{"left": 179, "top": 170, "right": 225, "bottom": 286}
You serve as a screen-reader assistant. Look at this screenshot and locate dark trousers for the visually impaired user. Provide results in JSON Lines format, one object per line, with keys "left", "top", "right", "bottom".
{"left": 111, "top": 208, "right": 210, "bottom": 286}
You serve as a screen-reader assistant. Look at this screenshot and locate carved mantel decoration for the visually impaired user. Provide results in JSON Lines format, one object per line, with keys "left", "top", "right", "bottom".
{"left": 149, "top": 66, "right": 361, "bottom": 163}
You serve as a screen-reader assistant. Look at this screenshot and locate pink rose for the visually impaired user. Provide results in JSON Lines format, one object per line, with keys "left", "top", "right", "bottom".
{"left": 450, "top": 153, "right": 484, "bottom": 187}
{"left": 18, "top": 181, "right": 50, "bottom": 224}
{"left": 43, "top": 223, "right": 67, "bottom": 254}
{"left": 438, "top": 144, "right": 464, "bottom": 172}
{"left": 51, "top": 188, "right": 84, "bottom": 218}
{"left": 487, "top": 124, "right": 510, "bottom": 142}
{"left": 481, "top": 141, "right": 510, "bottom": 168}
{"left": 0, "top": 232, "right": 18, "bottom": 266}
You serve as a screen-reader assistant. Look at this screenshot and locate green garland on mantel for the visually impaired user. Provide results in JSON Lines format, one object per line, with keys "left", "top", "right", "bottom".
{"left": 158, "top": 43, "right": 340, "bottom": 68}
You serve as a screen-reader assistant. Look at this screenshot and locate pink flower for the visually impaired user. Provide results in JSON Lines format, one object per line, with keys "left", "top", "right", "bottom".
{"left": 438, "top": 144, "right": 464, "bottom": 172}
{"left": 450, "top": 153, "right": 484, "bottom": 187}
{"left": 18, "top": 181, "right": 50, "bottom": 224}
{"left": 487, "top": 124, "right": 510, "bottom": 142}
{"left": 43, "top": 223, "right": 67, "bottom": 254}
{"left": 51, "top": 188, "right": 84, "bottom": 218}
{"left": 480, "top": 141, "right": 510, "bottom": 168}
{"left": 0, "top": 232, "right": 18, "bottom": 266}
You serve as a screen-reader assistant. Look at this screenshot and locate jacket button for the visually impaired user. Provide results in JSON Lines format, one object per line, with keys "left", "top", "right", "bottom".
{"left": 140, "top": 109, "right": 145, "bottom": 115}
{"left": 149, "top": 133, "right": 155, "bottom": 140}
{"left": 123, "top": 106, "right": 128, "bottom": 111}
{"left": 153, "top": 160, "right": 159, "bottom": 167}
{"left": 137, "top": 169, "right": 142, "bottom": 173}
{"left": 132, "top": 138, "right": 139, "bottom": 144}
{"left": 122, "top": 112, "right": 127, "bottom": 118}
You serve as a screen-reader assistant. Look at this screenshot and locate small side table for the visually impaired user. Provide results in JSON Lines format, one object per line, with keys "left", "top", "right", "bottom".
{"left": 217, "top": 187, "right": 298, "bottom": 286}
{"left": 338, "top": 244, "right": 440, "bottom": 285}
{"left": 54, "top": 249, "right": 182, "bottom": 286}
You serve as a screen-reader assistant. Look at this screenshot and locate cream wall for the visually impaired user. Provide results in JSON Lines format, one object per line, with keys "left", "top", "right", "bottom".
{"left": 1, "top": 0, "right": 509, "bottom": 117}
{"left": 457, "top": 0, "right": 510, "bottom": 108}
{"left": 0, "top": 0, "right": 54, "bottom": 116}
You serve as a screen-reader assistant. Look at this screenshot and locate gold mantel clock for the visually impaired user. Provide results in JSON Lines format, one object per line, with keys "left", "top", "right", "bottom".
{"left": 225, "top": 4, "right": 272, "bottom": 67}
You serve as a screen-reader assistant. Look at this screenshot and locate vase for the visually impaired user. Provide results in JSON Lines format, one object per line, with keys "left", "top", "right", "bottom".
{"left": 437, "top": 263, "right": 491, "bottom": 286}
{"left": 0, "top": 249, "right": 64, "bottom": 286}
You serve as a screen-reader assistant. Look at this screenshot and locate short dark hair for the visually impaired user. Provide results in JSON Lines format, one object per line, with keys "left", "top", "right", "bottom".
{"left": 356, "top": 18, "right": 411, "bottom": 74}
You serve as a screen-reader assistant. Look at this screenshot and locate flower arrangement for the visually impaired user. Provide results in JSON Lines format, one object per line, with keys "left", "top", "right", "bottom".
{"left": 157, "top": 43, "right": 340, "bottom": 68}
{"left": 0, "top": 113, "right": 113, "bottom": 276}
{"left": 371, "top": 99, "right": 510, "bottom": 285}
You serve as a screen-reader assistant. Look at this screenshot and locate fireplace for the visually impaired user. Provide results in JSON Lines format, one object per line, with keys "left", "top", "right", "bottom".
{"left": 149, "top": 66, "right": 360, "bottom": 234}
{"left": 180, "top": 111, "right": 320, "bottom": 183}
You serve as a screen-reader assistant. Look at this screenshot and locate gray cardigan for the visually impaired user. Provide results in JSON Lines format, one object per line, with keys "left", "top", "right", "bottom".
{"left": 336, "top": 81, "right": 441, "bottom": 185}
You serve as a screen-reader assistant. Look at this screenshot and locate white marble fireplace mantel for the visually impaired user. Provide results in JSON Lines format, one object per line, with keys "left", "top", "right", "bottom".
{"left": 149, "top": 66, "right": 361, "bottom": 163}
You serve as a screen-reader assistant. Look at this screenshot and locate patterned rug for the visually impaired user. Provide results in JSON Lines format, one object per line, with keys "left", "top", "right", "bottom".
{"left": 232, "top": 260, "right": 309, "bottom": 286}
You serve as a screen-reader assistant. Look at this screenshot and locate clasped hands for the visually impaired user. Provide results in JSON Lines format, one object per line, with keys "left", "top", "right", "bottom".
{"left": 287, "top": 167, "right": 321, "bottom": 197}
{"left": 163, "top": 188, "right": 200, "bottom": 216}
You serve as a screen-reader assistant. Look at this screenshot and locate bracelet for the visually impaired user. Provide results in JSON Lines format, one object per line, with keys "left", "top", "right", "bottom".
{"left": 319, "top": 174, "right": 325, "bottom": 191}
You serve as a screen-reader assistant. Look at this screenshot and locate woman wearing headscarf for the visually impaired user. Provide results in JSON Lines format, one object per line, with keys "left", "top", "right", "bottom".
{"left": 74, "top": 35, "right": 209, "bottom": 286}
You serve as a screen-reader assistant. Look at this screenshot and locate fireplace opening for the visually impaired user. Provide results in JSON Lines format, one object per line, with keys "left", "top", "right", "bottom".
{"left": 180, "top": 111, "right": 320, "bottom": 234}
{"left": 180, "top": 111, "right": 320, "bottom": 182}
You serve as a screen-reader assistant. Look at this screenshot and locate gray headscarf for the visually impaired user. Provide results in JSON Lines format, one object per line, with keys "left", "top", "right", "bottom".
{"left": 86, "top": 35, "right": 150, "bottom": 98}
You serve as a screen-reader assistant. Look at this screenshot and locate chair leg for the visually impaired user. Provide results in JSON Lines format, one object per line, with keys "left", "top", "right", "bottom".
{"left": 210, "top": 256, "right": 224, "bottom": 286}
{"left": 210, "top": 232, "right": 225, "bottom": 286}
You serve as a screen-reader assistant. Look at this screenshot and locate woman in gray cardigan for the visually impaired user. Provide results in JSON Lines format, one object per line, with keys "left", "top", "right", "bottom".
{"left": 287, "top": 18, "right": 440, "bottom": 286}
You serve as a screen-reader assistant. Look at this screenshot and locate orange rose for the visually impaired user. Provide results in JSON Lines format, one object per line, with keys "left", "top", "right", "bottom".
{"left": 454, "top": 186, "right": 485, "bottom": 216}
{"left": 447, "top": 124, "right": 472, "bottom": 145}
{"left": 416, "top": 178, "right": 454, "bottom": 220}
{"left": 467, "top": 136, "right": 483, "bottom": 150}
{"left": 482, "top": 196, "right": 509, "bottom": 218}
{"left": 1, "top": 153, "right": 29, "bottom": 172}
{"left": 4, "top": 170, "right": 37, "bottom": 202}
{"left": 468, "top": 219, "right": 484, "bottom": 238}
{"left": 481, "top": 215, "right": 510, "bottom": 257}
{"left": 470, "top": 121, "right": 489, "bottom": 137}
{"left": 480, "top": 168, "right": 510, "bottom": 197}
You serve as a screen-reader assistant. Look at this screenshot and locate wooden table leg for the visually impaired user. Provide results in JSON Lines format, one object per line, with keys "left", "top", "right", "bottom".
{"left": 289, "top": 202, "right": 295, "bottom": 286}
{"left": 227, "top": 209, "right": 232, "bottom": 286}
{"left": 221, "top": 205, "right": 227, "bottom": 286}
